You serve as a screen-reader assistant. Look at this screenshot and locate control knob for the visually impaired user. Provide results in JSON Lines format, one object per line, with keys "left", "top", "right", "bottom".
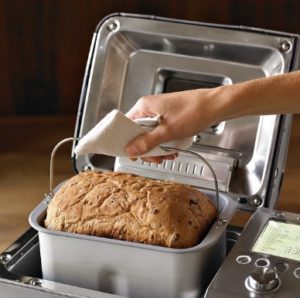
{"left": 246, "top": 267, "right": 280, "bottom": 292}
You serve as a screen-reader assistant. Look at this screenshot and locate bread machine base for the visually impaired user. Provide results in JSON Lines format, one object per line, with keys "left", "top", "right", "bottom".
{"left": 205, "top": 208, "right": 300, "bottom": 297}
{"left": 1, "top": 13, "right": 300, "bottom": 298}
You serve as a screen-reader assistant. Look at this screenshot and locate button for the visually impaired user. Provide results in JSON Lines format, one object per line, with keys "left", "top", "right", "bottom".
{"left": 293, "top": 267, "right": 300, "bottom": 278}
{"left": 236, "top": 255, "right": 252, "bottom": 264}
{"left": 255, "top": 258, "right": 270, "bottom": 267}
{"left": 274, "top": 262, "right": 289, "bottom": 272}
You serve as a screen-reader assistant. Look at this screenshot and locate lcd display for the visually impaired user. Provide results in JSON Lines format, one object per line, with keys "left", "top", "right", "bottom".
{"left": 252, "top": 220, "right": 300, "bottom": 262}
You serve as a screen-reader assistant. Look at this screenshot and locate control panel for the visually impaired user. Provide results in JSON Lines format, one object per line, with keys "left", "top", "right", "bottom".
{"left": 205, "top": 207, "right": 300, "bottom": 297}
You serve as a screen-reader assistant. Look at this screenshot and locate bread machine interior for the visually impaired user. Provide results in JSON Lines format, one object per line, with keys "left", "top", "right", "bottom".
{"left": 1, "top": 13, "right": 299, "bottom": 298}
{"left": 76, "top": 14, "right": 296, "bottom": 213}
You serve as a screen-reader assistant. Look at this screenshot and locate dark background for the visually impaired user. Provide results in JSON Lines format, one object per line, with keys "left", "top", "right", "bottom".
{"left": 1, "top": 0, "right": 300, "bottom": 116}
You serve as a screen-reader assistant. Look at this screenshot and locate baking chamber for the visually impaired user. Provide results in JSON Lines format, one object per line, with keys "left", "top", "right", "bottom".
{"left": 75, "top": 14, "right": 298, "bottom": 212}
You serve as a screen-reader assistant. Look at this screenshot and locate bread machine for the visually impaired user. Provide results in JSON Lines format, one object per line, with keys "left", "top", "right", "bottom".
{"left": 1, "top": 13, "right": 300, "bottom": 298}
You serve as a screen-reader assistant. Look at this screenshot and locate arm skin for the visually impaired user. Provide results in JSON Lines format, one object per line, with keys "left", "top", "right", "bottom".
{"left": 125, "top": 70, "right": 300, "bottom": 161}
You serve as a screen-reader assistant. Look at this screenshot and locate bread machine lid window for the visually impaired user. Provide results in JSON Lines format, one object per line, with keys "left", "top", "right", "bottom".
{"left": 72, "top": 13, "right": 300, "bottom": 212}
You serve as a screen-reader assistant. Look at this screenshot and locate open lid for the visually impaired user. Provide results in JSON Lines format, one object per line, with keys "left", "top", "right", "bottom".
{"left": 73, "top": 13, "right": 300, "bottom": 211}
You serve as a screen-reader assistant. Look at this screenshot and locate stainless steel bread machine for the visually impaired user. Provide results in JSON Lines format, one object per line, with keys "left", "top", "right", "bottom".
{"left": 1, "top": 13, "right": 300, "bottom": 298}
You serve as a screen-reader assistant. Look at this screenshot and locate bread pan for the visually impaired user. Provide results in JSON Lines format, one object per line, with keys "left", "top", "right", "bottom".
{"left": 29, "top": 188, "right": 235, "bottom": 298}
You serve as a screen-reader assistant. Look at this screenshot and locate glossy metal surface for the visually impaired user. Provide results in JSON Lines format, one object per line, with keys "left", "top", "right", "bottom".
{"left": 205, "top": 208, "right": 300, "bottom": 297}
{"left": 0, "top": 229, "right": 123, "bottom": 297}
{"left": 28, "top": 189, "right": 235, "bottom": 298}
{"left": 0, "top": 225, "right": 242, "bottom": 298}
{"left": 245, "top": 267, "right": 280, "bottom": 292}
{"left": 74, "top": 14, "right": 298, "bottom": 210}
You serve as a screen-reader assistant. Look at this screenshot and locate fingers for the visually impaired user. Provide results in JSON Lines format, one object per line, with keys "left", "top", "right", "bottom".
{"left": 126, "top": 96, "right": 156, "bottom": 119}
{"left": 141, "top": 156, "right": 165, "bottom": 163}
{"left": 126, "top": 125, "right": 171, "bottom": 157}
{"left": 126, "top": 94, "right": 180, "bottom": 162}
{"left": 129, "top": 157, "right": 138, "bottom": 161}
{"left": 126, "top": 108, "right": 142, "bottom": 120}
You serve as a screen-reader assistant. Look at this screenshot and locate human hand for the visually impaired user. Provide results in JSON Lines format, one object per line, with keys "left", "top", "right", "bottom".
{"left": 126, "top": 87, "right": 227, "bottom": 161}
{"left": 126, "top": 71, "right": 300, "bottom": 163}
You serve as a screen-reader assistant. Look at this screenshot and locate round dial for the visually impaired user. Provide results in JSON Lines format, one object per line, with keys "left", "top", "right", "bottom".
{"left": 246, "top": 267, "right": 280, "bottom": 292}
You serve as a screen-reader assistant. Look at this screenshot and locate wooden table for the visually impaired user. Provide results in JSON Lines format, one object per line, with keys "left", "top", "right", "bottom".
{"left": 0, "top": 115, "right": 76, "bottom": 252}
{"left": 0, "top": 115, "right": 300, "bottom": 252}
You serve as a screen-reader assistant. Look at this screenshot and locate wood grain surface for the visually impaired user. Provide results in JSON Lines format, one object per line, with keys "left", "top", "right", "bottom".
{"left": 0, "top": 115, "right": 299, "bottom": 252}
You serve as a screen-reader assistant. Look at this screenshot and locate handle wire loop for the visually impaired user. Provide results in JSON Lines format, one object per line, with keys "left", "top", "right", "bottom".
{"left": 47, "top": 139, "right": 220, "bottom": 218}
{"left": 49, "top": 137, "right": 80, "bottom": 199}
{"left": 162, "top": 146, "right": 220, "bottom": 217}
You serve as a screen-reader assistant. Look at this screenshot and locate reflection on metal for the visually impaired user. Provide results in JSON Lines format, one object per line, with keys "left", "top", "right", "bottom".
{"left": 49, "top": 137, "right": 80, "bottom": 198}
{"left": 74, "top": 15, "right": 295, "bottom": 211}
{"left": 29, "top": 278, "right": 42, "bottom": 287}
{"left": 106, "top": 19, "right": 120, "bottom": 32}
{"left": 162, "top": 146, "right": 221, "bottom": 217}
{"left": 0, "top": 253, "right": 12, "bottom": 264}
{"left": 279, "top": 40, "right": 292, "bottom": 53}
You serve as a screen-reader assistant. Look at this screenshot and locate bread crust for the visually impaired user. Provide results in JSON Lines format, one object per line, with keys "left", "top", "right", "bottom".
{"left": 45, "top": 171, "right": 217, "bottom": 248}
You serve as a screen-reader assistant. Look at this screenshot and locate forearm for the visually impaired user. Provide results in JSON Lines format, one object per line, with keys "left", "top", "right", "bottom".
{"left": 126, "top": 70, "right": 300, "bottom": 158}
{"left": 218, "top": 70, "right": 300, "bottom": 121}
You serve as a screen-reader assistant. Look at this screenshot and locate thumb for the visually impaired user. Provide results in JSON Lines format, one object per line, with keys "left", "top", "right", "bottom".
{"left": 126, "top": 126, "right": 169, "bottom": 157}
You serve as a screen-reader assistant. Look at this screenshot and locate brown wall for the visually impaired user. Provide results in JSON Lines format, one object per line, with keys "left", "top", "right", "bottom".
{"left": 1, "top": 0, "right": 300, "bottom": 115}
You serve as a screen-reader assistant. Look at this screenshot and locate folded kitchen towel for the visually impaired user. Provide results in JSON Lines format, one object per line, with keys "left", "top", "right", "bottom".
{"left": 74, "top": 109, "right": 193, "bottom": 157}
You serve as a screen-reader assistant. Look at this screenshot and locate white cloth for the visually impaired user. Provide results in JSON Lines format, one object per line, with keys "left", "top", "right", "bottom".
{"left": 74, "top": 109, "right": 193, "bottom": 157}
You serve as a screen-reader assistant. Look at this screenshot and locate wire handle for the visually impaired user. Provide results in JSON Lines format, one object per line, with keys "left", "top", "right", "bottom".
{"left": 162, "top": 146, "right": 220, "bottom": 217}
{"left": 48, "top": 137, "right": 80, "bottom": 198}
{"left": 47, "top": 138, "right": 220, "bottom": 218}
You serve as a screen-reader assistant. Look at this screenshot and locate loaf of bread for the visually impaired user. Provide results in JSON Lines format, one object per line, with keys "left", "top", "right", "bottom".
{"left": 45, "top": 171, "right": 217, "bottom": 248}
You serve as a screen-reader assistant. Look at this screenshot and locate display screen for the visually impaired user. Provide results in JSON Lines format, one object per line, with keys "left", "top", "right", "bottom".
{"left": 252, "top": 220, "right": 300, "bottom": 261}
